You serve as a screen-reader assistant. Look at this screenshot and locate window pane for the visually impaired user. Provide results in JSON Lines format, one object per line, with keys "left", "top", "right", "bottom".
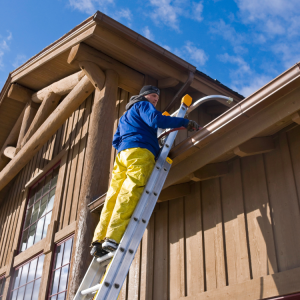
{"left": 36, "top": 255, "right": 45, "bottom": 279}
{"left": 35, "top": 217, "right": 45, "bottom": 244}
{"left": 46, "top": 189, "right": 55, "bottom": 213}
{"left": 10, "top": 289, "right": 18, "bottom": 300}
{"left": 49, "top": 296, "right": 57, "bottom": 300}
{"left": 13, "top": 269, "right": 21, "bottom": 290}
{"left": 19, "top": 263, "right": 29, "bottom": 287}
{"left": 50, "top": 269, "right": 60, "bottom": 296}
{"left": 20, "top": 228, "right": 29, "bottom": 252}
{"left": 57, "top": 292, "right": 66, "bottom": 300}
{"left": 43, "top": 174, "right": 52, "bottom": 194}
{"left": 27, "top": 258, "right": 38, "bottom": 283}
{"left": 54, "top": 244, "right": 64, "bottom": 269}
{"left": 35, "top": 181, "right": 44, "bottom": 200}
{"left": 42, "top": 212, "right": 52, "bottom": 240}
{"left": 31, "top": 278, "right": 41, "bottom": 300}
{"left": 31, "top": 202, "right": 40, "bottom": 224}
{"left": 51, "top": 169, "right": 59, "bottom": 188}
{"left": 24, "top": 206, "right": 33, "bottom": 229}
{"left": 26, "top": 223, "right": 37, "bottom": 249}
{"left": 39, "top": 195, "right": 49, "bottom": 218}
{"left": 24, "top": 281, "right": 34, "bottom": 299}
{"left": 16, "top": 286, "right": 25, "bottom": 300}
{"left": 62, "top": 239, "right": 72, "bottom": 266}
{"left": 28, "top": 187, "right": 36, "bottom": 207}
{"left": 58, "top": 265, "right": 69, "bottom": 293}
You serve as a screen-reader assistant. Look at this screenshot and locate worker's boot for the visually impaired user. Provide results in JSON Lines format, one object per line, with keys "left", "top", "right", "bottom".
{"left": 102, "top": 238, "right": 119, "bottom": 252}
{"left": 90, "top": 242, "right": 108, "bottom": 258}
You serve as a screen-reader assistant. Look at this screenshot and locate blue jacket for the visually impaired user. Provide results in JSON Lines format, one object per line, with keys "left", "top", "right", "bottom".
{"left": 112, "top": 100, "right": 189, "bottom": 158}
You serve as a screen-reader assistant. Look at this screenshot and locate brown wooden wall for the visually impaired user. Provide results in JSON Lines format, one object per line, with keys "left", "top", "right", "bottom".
{"left": 117, "top": 124, "right": 300, "bottom": 300}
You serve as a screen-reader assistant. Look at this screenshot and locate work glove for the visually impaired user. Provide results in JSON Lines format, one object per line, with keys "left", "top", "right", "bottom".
{"left": 186, "top": 120, "right": 200, "bottom": 132}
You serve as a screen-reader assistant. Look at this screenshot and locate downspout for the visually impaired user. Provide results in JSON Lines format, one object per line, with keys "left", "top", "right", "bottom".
{"left": 162, "top": 71, "right": 195, "bottom": 112}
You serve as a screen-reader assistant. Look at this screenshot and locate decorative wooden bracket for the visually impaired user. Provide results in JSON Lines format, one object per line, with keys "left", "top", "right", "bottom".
{"left": 158, "top": 77, "right": 179, "bottom": 89}
{"left": 158, "top": 182, "right": 191, "bottom": 202}
{"left": 3, "top": 146, "right": 16, "bottom": 159}
{"left": 234, "top": 137, "right": 275, "bottom": 157}
{"left": 67, "top": 43, "right": 144, "bottom": 94}
{"left": 188, "top": 162, "right": 229, "bottom": 182}
{"left": 78, "top": 61, "right": 106, "bottom": 91}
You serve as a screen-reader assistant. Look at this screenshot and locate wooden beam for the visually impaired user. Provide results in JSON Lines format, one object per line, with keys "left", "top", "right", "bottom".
{"left": 15, "top": 100, "right": 39, "bottom": 153}
{"left": 32, "top": 70, "right": 85, "bottom": 103}
{"left": 158, "top": 182, "right": 191, "bottom": 202}
{"left": 3, "top": 147, "right": 16, "bottom": 159}
{"left": 176, "top": 266, "right": 300, "bottom": 300}
{"left": 8, "top": 83, "right": 34, "bottom": 103}
{"left": 79, "top": 61, "right": 105, "bottom": 90}
{"left": 164, "top": 86, "right": 300, "bottom": 189}
{"left": 158, "top": 77, "right": 179, "bottom": 89}
{"left": 54, "top": 221, "right": 76, "bottom": 243}
{"left": 0, "top": 107, "right": 25, "bottom": 171}
{"left": 68, "top": 70, "right": 119, "bottom": 299}
{"left": 292, "top": 111, "right": 300, "bottom": 125}
{"left": 67, "top": 43, "right": 144, "bottom": 94}
{"left": 234, "top": 137, "right": 275, "bottom": 157}
{"left": 188, "top": 162, "right": 229, "bottom": 181}
{"left": 0, "top": 75, "right": 94, "bottom": 192}
{"left": 21, "top": 92, "right": 61, "bottom": 148}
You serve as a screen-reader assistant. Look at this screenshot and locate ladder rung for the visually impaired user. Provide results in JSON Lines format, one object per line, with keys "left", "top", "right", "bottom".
{"left": 81, "top": 283, "right": 102, "bottom": 295}
{"left": 96, "top": 251, "right": 115, "bottom": 263}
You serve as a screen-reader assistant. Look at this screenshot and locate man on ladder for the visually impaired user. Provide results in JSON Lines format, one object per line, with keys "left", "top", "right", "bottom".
{"left": 90, "top": 85, "right": 199, "bottom": 257}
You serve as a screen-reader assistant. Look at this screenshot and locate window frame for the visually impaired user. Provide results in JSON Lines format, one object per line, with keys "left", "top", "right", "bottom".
{"left": 47, "top": 235, "right": 74, "bottom": 300}
{"left": 9, "top": 252, "right": 45, "bottom": 300}
{"left": 18, "top": 162, "right": 60, "bottom": 253}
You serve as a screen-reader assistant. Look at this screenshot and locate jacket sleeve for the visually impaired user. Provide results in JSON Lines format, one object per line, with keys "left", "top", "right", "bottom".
{"left": 112, "top": 126, "right": 121, "bottom": 150}
{"left": 138, "top": 102, "right": 189, "bottom": 129}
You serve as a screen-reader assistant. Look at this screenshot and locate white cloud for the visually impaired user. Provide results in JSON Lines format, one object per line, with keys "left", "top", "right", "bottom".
{"left": 232, "top": 75, "right": 272, "bottom": 97}
{"left": 0, "top": 31, "right": 12, "bottom": 69}
{"left": 218, "top": 53, "right": 250, "bottom": 75}
{"left": 142, "top": 26, "right": 154, "bottom": 41}
{"left": 113, "top": 8, "right": 132, "bottom": 22}
{"left": 192, "top": 2, "right": 203, "bottom": 22}
{"left": 272, "top": 42, "right": 300, "bottom": 69}
{"left": 184, "top": 41, "right": 208, "bottom": 66}
{"left": 13, "top": 54, "right": 27, "bottom": 69}
{"left": 148, "top": 0, "right": 204, "bottom": 30}
{"left": 69, "top": 0, "right": 96, "bottom": 14}
{"left": 235, "top": 0, "right": 300, "bottom": 38}
{"left": 210, "top": 19, "right": 247, "bottom": 54}
{"left": 162, "top": 45, "right": 172, "bottom": 51}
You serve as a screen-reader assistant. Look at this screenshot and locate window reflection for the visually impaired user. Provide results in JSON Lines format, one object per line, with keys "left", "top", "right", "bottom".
{"left": 0, "top": 276, "right": 6, "bottom": 299}
{"left": 48, "top": 237, "right": 74, "bottom": 300}
{"left": 19, "top": 165, "right": 59, "bottom": 252}
{"left": 10, "top": 254, "right": 44, "bottom": 300}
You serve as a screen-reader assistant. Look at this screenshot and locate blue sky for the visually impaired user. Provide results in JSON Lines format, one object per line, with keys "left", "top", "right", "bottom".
{"left": 1, "top": 0, "right": 300, "bottom": 97}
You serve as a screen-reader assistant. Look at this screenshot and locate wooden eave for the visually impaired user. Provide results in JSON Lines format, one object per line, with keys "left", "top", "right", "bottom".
{"left": 164, "top": 62, "right": 300, "bottom": 187}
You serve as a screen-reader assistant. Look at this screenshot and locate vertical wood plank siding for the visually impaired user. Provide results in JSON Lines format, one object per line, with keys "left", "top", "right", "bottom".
{"left": 0, "top": 85, "right": 300, "bottom": 300}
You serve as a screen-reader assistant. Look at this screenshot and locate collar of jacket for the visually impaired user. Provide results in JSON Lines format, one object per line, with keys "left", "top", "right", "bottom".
{"left": 125, "top": 95, "right": 149, "bottom": 111}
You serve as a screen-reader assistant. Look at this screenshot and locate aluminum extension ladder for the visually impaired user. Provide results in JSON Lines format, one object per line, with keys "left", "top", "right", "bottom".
{"left": 74, "top": 94, "right": 233, "bottom": 300}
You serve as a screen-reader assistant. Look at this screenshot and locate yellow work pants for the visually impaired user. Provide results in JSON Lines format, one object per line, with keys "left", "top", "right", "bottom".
{"left": 93, "top": 147, "right": 155, "bottom": 244}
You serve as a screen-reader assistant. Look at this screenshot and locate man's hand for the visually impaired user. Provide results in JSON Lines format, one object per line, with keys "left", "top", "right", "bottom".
{"left": 186, "top": 120, "right": 200, "bottom": 132}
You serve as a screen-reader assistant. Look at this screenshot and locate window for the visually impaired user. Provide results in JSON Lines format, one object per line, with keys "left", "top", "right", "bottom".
{"left": 0, "top": 276, "right": 5, "bottom": 299}
{"left": 19, "top": 165, "right": 59, "bottom": 252}
{"left": 48, "top": 236, "right": 74, "bottom": 300}
{"left": 10, "top": 254, "right": 44, "bottom": 300}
